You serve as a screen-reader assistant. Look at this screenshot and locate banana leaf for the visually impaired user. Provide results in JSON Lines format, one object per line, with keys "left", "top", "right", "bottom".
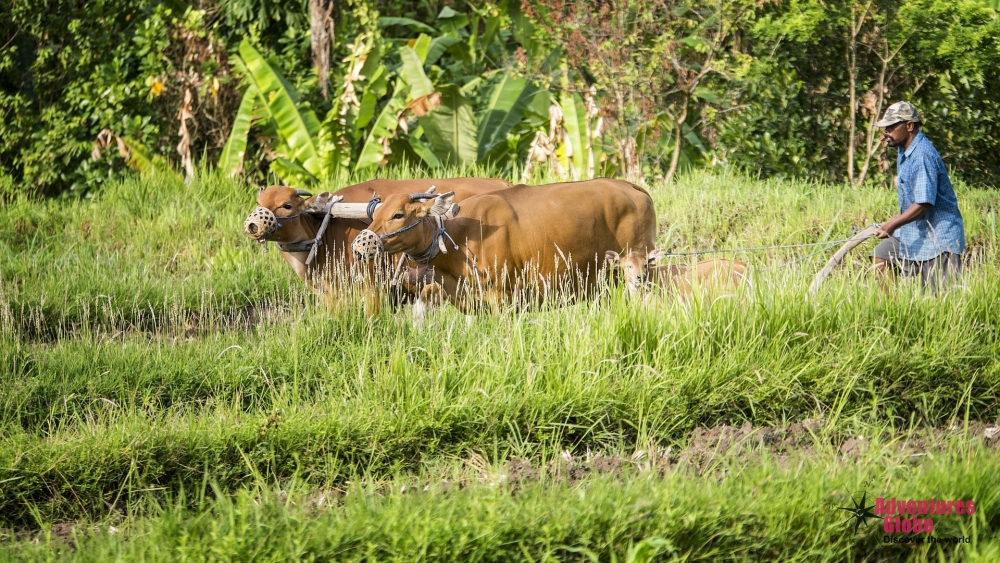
{"left": 480, "top": 14, "right": 501, "bottom": 51}
{"left": 437, "top": 6, "right": 470, "bottom": 34}
{"left": 355, "top": 64, "right": 389, "bottom": 139}
{"left": 398, "top": 46, "right": 434, "bottom": 99}
{"left": 559, "top": 91, "right": 588, "bottom": 179}
{"left": 271, "top": 157, "right": 320, "bottom": 187}
{"left": 378, "top": 17, "right": 437, "bottom": 34}
{"left": 425, "top": 36, "right": 461, "bottom": 67}
{"left": 476, "top": 75, "right": 537, "bottom": 162}
{"left": 419, "top": 84, "right": 477, "bottom": 166}
{"left": 406, "top": 132, "right": 443, "bottom": 169}
{"left": 355, "top": 90, "right": 408, "bottom": 172}
{"left": 411, "top": 34, "right": 432, "bottom": 63}
{"left": 238, "top": 40, "right": 323, "bottom": 181}
{"left": 218, "top": 86, "right": 258, "bottom": 177}
{"left": 121, "top": 136, "right": 174, "bottom": 177}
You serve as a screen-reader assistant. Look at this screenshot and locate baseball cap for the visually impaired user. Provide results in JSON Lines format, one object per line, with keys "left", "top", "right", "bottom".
{"left": 875, "top": 101, "right": 922, "bottom": 127}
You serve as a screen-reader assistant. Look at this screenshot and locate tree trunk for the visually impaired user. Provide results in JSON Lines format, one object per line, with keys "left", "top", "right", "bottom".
{"left": 310, "top": 0, "right": 336, "bottom": 99}
{"left": 846, "top": 1, "right": 873, "bottom": 187}
{"left": 846, "top": 6, "right": 858, "bottom": 187}
{"left": 856, "top": 56, "right": 888, "bottom": 186}
{"left": 615, "top": 88, "right": 642, "bottom": 183}
{"left": 664, "top": 103, "right": 688, "bottom": 184}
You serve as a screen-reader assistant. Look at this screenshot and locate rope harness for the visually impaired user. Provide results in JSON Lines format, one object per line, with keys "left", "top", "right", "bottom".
{"left": 399, "top": 215, "right": 460, "bottom": 265}
{"left": 267, "top": 202, "right": 339, "bottom": 265}
{"left": 377, "top": 215, "right": 427, "bottom": 242}
{"left": 366, "top": 193, "right": 381, "bottom": 221}
{"left": 360, "top": 214, "right": 460, "bottom": 266}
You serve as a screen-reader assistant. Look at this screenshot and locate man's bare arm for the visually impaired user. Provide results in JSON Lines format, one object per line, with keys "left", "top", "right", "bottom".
{"left": 876, "top": 203, "right": 932, "bottom": 239}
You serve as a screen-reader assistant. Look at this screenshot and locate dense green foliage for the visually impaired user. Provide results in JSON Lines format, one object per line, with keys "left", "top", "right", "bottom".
{"left": 1, "top": 170, "right": 999, "bottom": 558}
{"left": 721, "top": 0, "right": 1000, "bottom": 185}
{"left": 3, "top": 0, "right": 999, "bottom": 196}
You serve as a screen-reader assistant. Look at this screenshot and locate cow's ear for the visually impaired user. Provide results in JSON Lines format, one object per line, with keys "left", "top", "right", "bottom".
{"left": 427, "top": 191, "right": 456, "bottom": 217}
{"left": 605, "top": 250, "right": 621, "bottom": 263}
{"left": 647, "top": 249, "right": 666, "bottom": 264}
{"left": 256, "top": 184, "right": 270, "bottom": 204}
{"left": 303, "top": 192, "right": 335, "bottom": 214}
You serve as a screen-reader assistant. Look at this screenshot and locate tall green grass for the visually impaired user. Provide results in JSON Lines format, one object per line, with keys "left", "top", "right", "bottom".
{"left": 1, "top": 168, "right": 998, "bottom": 558}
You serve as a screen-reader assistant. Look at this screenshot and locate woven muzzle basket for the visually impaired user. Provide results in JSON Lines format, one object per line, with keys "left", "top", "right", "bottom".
{"left": 351, "top": 229, "right": 383, "bottom": 262}
{"left": 244, "top": 206, "right": 278, "bottom": 240}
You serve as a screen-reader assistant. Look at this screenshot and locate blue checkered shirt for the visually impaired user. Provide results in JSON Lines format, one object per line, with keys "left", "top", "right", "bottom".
{"left": 894, "top": 132, "right": 966, "bottom": 261}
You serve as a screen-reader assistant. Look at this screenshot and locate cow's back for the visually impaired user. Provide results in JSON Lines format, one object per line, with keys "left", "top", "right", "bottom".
{"left": 456, "top": 179, "right": 656, "bottom": 279}
{"left": 334, "top": 177, "right": 511, "bottom": 204}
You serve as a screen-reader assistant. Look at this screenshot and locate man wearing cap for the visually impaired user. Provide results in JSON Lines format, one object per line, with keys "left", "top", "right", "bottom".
{"left": 872, "top": 101, "right": 966, "bottom": 293}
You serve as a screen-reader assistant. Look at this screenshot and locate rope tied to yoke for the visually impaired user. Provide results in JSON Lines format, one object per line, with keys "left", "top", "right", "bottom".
{"left": 366, "top": 192, "right": 381, "bottom": 221}
{"left": 400, "top": 215, "right": 459, "bottom": 265}
{"left": 275, "top": 199, "right": 341, "bottom": 264}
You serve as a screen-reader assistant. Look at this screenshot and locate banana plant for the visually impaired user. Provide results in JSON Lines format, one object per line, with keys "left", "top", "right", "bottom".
{"left": 221, "top": 6, "right": 558, "bottom": 183}
{"left": 476, "top": 76, "right": 541, "bottom": 164}
{"left": 218, "top": 87, "right": 256, "bottom": 177}
{"left": 220, "top": 40, "right": 326, "bottom": 186}
{"left": 558, "top": 91, "right": 588, "bottom": 179}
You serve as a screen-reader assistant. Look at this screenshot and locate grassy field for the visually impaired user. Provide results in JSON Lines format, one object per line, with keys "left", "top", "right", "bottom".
{"left": 1, "top": 169, "right": 999, "bottom": 561}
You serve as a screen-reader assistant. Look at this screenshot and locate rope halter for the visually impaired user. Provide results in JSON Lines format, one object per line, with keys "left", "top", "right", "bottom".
{"left": 352, "top": 192, "right": 459, "bottom": 264}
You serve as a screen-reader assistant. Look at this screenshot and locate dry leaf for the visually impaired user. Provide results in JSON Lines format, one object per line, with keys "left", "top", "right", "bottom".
{"left": 177, "top": 89, "right": 195, "bottom": 184}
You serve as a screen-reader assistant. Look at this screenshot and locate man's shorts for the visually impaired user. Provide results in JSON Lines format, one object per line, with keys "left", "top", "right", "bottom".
{"left": 873, "top": 237, "right": 962, "bottom": 293}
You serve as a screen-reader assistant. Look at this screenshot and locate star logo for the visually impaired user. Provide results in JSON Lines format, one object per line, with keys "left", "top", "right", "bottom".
{"left": 838, "top": 490, "right": 879, "bottom": 536}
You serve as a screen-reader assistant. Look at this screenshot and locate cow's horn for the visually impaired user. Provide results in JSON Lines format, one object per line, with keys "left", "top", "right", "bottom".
{"left": 294, "top": 189, "right": 313, "bottom": 198}
{"left": 408, "top": 192, "right": 437, "bottom": 202}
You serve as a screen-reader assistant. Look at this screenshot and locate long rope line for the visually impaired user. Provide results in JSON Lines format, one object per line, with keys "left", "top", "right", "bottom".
{"left": 654, "top": 236, "right": 859, "bottom": 257}
{"left": 755, "top": 242, "right": 850, "bottom": 272}
{"left": 658, "top": 226, "right": 880, "bottom": 272}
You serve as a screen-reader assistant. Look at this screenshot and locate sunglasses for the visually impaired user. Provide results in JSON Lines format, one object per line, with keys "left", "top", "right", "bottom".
{"left": 884, "top": 122, "right": 907, "bottom": 133}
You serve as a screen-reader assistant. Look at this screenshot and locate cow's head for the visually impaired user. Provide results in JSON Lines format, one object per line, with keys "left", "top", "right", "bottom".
{"left": 605, "top": 249, "right": 664, "bottom": 294}
{"left": 352, "top": 191, "right": 457, "bottom": 262}
{"left": 244, "top": 186, "right": 337, "bottom": 243}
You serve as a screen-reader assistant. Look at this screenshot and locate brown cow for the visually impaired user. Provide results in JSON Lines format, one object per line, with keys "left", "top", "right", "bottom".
{"left": 243, "top": 178, "right": 511, "bottom": 314}
{"left": 605, "top": 249, "right": 748, "bottom": 299}
{"left": 352, "top": 179, "right": 656, "bottom": 314}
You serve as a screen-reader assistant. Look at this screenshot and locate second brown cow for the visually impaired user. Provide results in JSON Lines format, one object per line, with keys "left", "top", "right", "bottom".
{"left": 352, "top": 179, "right": 656, "bottom": 313}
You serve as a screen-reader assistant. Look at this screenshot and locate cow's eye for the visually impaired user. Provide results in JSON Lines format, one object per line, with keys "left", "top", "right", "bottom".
{"left": 392, "top": 212, "right": 404, "bottom": 220}
{"left": 282, "top": 203, "right": 292, "bottom": 210}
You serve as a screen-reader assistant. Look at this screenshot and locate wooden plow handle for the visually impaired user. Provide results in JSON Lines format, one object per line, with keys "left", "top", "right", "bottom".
{"left": 808, "top": 225, "right": 880, "bottom": 295}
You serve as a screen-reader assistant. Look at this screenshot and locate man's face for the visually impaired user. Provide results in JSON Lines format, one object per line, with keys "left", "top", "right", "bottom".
{"left": 882, "top": 121, "right": 913, "bottom": 148}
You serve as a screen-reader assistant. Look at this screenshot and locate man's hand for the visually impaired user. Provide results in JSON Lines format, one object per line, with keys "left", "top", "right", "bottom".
{"left": 877, "top": 203, "right": 931, "bottom": 240}
{"left": 875, "top": 224, "right": 894, "bottom": 239}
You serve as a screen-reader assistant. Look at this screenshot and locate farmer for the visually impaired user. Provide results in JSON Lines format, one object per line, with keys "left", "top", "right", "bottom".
{"left": 873, "top": 101, "right": 966, "bottom": 293}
